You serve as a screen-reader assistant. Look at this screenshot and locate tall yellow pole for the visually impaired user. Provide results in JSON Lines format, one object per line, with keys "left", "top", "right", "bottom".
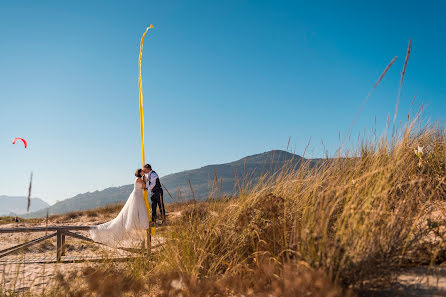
{"left": 138, "top": 25, "right": 156, "bottom": 246}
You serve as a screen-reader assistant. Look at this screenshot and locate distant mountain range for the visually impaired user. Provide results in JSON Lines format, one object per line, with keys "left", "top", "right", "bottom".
{"left": 23, "top": 150, "right": 321, "bottom": 218}
{"left": 0, "top": 196, "right": 49, "bottom": 216}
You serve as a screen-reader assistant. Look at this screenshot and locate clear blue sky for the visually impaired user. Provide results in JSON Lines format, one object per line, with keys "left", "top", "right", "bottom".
{"left": 0, "top": 0, "right": 445, "bottom": 204}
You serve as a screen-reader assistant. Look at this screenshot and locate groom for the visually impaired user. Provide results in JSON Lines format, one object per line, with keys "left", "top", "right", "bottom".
{"left": 143, "top": 164, "right": 165, "bottom": 223}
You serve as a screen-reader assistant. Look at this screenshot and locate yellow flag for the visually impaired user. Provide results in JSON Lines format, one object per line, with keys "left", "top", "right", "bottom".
{"left": 138, "top": 25, "right": 156, "bottom": 235}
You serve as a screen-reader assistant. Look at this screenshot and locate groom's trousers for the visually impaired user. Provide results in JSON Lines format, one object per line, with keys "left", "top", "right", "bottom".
{"left": 150, "top": 189, "right": 165, "bottom": 221}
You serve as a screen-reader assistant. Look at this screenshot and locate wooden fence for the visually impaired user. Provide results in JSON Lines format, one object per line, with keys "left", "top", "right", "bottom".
{"left": 0, "top": 226, "right": 147, "bottom": 262}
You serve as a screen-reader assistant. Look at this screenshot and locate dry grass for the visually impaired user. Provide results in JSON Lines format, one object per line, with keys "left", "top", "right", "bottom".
{"left": 1, "top": 118, "right": 445, "bottom": 296}
{"left": 157, "top": 260, "right": 352, "bottom": 297}
{"left": 149, "top": 119, "right": 446, "bottom": 295}
{"left": 0, "top": 216, "right": 41, "bottom": 226}
{"left": 48, "top": 266, "right": 145, "bottom": 297}
{"left": 47, "top": 203, "right": 125, "bottom": 223}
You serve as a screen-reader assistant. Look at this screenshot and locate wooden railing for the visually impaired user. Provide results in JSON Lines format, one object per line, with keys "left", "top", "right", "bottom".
{"left": 0, "top": 226, "right": 146, "bottom": 262}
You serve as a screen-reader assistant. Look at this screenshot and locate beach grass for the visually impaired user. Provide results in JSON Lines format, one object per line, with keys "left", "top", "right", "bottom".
{"left": 1, "top": 115, "right": 445, "bottom": 296}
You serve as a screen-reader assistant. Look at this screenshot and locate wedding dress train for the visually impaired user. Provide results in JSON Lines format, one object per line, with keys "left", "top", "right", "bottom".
{"left": 90, "top": 179, "right": 150, "bottom": 247}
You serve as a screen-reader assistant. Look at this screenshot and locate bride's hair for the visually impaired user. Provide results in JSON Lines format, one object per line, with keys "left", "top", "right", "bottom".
{"left": 135, "top": 168, "right": 143, "bottom": 178}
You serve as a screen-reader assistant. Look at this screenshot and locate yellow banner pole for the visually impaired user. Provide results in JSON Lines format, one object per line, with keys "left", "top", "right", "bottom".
{"left": 138, "top": 25, "right": 156, "bottom": 249}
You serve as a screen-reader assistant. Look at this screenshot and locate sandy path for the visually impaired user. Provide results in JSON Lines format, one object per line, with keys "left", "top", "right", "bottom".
{"left": 0, "top": 214, "right": 164, "bottom": 294}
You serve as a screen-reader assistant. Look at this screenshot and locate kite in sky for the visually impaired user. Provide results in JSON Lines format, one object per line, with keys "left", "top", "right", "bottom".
{"left": 12, "top": 137, "right": 27, "bottom": 148}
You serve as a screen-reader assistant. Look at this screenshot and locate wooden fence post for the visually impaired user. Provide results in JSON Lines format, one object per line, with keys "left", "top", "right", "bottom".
{"left": 61, "top": 232, "right": 66, "bottom": 256}
{"left": 146, "top": 229, "right": 151, "bottom": 254}
{"left": 56, "top": 230, "right": 62, "bottom": 262}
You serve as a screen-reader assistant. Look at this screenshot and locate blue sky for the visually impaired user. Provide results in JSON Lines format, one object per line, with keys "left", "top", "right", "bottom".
{"left": 0, "top": 0, "right": 445, "bottom": 204}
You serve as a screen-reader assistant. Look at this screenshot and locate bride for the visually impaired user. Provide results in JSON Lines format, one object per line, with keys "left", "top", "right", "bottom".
{"left": 90, "top": 168, "right": 150, "bottom": 247}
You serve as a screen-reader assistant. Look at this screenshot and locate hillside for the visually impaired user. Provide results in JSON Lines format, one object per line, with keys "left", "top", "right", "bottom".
{"left": 0, "top": 196, "right": 49, "bottom": 216}
{"left": 24, "top": 150, "right": 318, "bottom": 218}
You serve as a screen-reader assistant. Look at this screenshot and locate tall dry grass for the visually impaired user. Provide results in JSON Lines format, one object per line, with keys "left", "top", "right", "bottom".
{"left": 1, "top": 119, "right": 444, "bottom": 296}
{"left": 150, "top": 118, "right": 445, "bottom": 294}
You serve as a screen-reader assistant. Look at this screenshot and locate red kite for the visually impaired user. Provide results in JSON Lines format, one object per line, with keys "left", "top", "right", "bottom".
{"left": 12, "top": 137, "right": 27, "bottom": 148}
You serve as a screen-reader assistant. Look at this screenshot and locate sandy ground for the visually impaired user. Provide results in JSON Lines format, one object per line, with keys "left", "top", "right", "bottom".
{"left": 397, "top": 267, "right": 446, "bottom": 296}
{"left": 0, "top": 212, "right": 164, "bottom": 294}
{"left": 359, "top": 267, "right": 446, "bottom": 297}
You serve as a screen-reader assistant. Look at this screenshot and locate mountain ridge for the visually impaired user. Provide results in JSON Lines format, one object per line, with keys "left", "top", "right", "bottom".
{"left": 23, "top": 150, "right": 319, "bottom": 218}
{"left": 0, "top": 196, "right": 49, "bottom": 216}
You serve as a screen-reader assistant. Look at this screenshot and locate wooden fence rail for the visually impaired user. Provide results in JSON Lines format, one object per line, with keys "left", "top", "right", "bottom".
{"left": 0, "top": 226, "right": 92, "bottom": 233}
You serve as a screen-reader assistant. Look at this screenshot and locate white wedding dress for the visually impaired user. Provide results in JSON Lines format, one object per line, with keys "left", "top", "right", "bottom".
{"left": 90, "top": 178, "right": 150, "bottom": 247}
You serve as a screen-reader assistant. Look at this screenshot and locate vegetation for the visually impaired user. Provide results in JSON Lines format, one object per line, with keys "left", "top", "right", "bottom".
{"left": 144, "top": 119, "right": 445, "bottom": 296}
{"left": 2, "top": 115, "right": 443, "bottom": 296}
